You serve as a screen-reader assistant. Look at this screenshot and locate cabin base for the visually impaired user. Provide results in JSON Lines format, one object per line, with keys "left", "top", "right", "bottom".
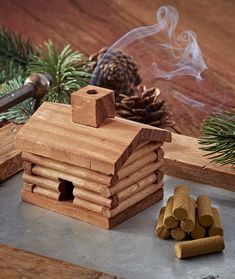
{"left": 21, "top": 188, "right": 163, "bottom": 229}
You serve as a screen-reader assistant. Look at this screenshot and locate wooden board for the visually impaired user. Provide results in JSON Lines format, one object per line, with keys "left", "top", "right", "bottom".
{"left": 21, "top": 188, "right": 163, "bottom": 229}
{"left": 0, "top": 123, "right": 23, "bottom": 182}
{"left": 0, "top": 243, "right": 116, "bottom": 279}
{"left": 163, "top": 133, "right": 235, "bottom": 192}
{"left": 0, "top": 0, "right": 234, "bottom": 137}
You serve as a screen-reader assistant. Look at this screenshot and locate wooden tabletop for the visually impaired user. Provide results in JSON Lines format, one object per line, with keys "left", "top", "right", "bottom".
{"left": 0, "top": 243, "right": 117, "bottom": 278}
{"left": 0, "top": 0, "right": 234, "bottom": 137}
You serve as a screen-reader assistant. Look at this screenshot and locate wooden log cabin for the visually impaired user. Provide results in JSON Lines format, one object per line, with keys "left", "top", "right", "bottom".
{"left": 15, "top": 86, "right": 171, "bottom": 229}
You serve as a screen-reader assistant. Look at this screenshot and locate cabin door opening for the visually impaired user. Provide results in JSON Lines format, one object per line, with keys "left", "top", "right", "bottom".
{"left": 59, "top": 179, "right": 74, "bottom": 201}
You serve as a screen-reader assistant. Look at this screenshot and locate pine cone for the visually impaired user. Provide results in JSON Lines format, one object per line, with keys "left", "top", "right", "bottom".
{"left": 116, "top": 85, "right": 175, "bottom": 130}
{"left": 89, "top": 47, "right": 141, "bottom": 99}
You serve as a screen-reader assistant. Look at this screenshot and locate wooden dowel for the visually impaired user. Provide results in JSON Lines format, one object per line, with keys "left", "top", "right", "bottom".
{"left": 33, "top": 186, "right": 61, "bottom": 200}
{"left": 180, "top": 197, "right": 196, "bottom": 232}
{"left": 117, "top": 173, "right": 157, "bottom": 203}
{"left": 163, "top": 196, "right": 179, "bottom": 229}
{"left": 118, "top": 152, "right": 157, "bottom": 180}
{"left": 175, "top": 236, "right": 225, "bottom": 259}
{"left": 103, "top": 160, "right": 163, "bottom": 197}
{"left": 23, "top": 173, "right": 63, "bottom": 192}
{"left": 197, "top": 195, "right": 213, "bottom": 227}
{"left": 22, "top": 152, "right": 114, "bottom": 186}
{"left": 155, "top": 207, "right": 171, "bottom": 240}
{"left": 73, "top": 187, "right": 118, "bottom": 208}
{"left": 22, "top": 160, "right": 33, "bottom": 175}
{"left": 73, "top": 198, "right": 107, "bottom": 215}
{"left": 209, "top": 208, "right": 224, "bottom": 237}
{"left": 123, "top": 142, "right": 161, "bottom": 167}
{"left": 173, "top": 185, "right": 189, "bottom": 220}
{"left": 32, "top": 165, "right": 107, "bottom": 194}
{"left": 103, "top": 183, "right": 163, "bottom": 218}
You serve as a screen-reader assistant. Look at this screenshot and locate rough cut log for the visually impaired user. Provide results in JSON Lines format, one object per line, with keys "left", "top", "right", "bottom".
{"left": 197, "top": 195, "right": 213, "bottom": 227}
{"left": 103, "top": 182, "right": 164, "bottom": 218}
{"left": 173, "top": 185, "right": 189, "bottom": 220}
{"left": 22, "top": 152, "right": 115, "bottom": 186}
{"left": 73, "top": 198, "right": 107, "bottom": 215}
{"left": 209, "top": 207, "right": 224, "bottom": 237}
{"left": 23, "top": 173, "right": 63, "bottom": 192}
{"left": 102, "top": 160, "right": 164, "bottom": 197}
{"left": 117, "top": 173, "right": 157, "bottom": 203}
{"left": 33, "top": 186, "right": 61, "bottom": 200}
{"left": 123, "top": 142, "right": 161, "bottom": 167}
{"left": 118, "top": 152, "right": 157, "bottom": 180}
{"left": 32, "top": 165, "right": 106, "bottom": 194}
{"left": 155, "top": 207, "right": 171, "bottom": 240}
{"left": 73, "top": 187, "right": 118, "bottom": 208}
{"left": 163, "top": 196, "right": 179, "bottom": 229}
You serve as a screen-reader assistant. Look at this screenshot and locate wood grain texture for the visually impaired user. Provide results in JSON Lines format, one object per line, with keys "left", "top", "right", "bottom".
{"left": 21, "top": 188, "right": 163, "bottom": 229}
{"left": 0, "top": 123, "right": 23, "bottom": 182}
{"left": 163, "top": 133, "right": 235, "bottom": 191}
{"left": 15, "top": 102, "right": 171, "bottom": 175}
{"left": 71, "top": 86, "right": 115, "bottom": 128}
{"left": 0, "top": 0, "right": 234, "bottom": 136}
{"left": 0, "top": 243, "right": 116, "bottom": 279}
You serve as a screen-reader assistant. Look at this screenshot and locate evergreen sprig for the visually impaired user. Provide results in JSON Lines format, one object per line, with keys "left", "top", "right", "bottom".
{"left": 0, "top": 76, "right": 35, "bottom": 123}
{"left": 28, "top": 40, "right": 91, "bottom": 103}
{"left": 199, "top": 111, "right": 235, "bottom": 165}
{"left": 0, "top": 27, "right": 36, "bottom": 83}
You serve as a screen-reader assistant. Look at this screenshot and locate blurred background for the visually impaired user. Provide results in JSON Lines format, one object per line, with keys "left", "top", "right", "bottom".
{"left": 0, "top": 0, "right": 234, "bottom": 137}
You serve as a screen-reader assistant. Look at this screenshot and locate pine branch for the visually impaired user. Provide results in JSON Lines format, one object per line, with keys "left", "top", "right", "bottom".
{"left": 28, "top": 40, "right": 91, "bottom": 104}
{"left": 0, "top": 76, "right": 35, "bottom": 123}
{"left": 0, "top": 27, "right": 36, "bottom": 84}
{"left": 199, "top": 111, "right": 235, "bottom": 165}
{"left": 0, "top": 27, "right": 36, "bottom": 67}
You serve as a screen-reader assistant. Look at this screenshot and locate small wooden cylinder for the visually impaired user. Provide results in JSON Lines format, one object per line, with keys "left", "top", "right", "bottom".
{"left": 33, "top": 186, "right": 61, "bottom": 200}
{"left": 197, "top": 195, "right": 213, "bottom": 227}
{"left": 191, "top": 217, "right": 206, "bottom": 240}
{"left": 209, "top": 207, "right": 224, "bottom": 237}
{"left": 175, "top": 236, "right": 225, "bottom": 259}
{"left": 171, "top": 227, "right": 187, "bottom": 241}
{"left": 173, "top": 185, "right": 189, "bottom": 220}
{"left": 73, "top": 187, "right": 118, "bottom": 208}
{"left": 155, "top": 207, "right": 171, "bottom": 240}
{"left": 163, "top": 196, "right": 179, "bottom": 229}
{"left": 180, "top": 198, "right": 196, "bottom": 232}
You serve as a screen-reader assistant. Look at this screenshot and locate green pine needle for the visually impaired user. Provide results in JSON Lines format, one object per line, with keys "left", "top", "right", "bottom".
{"left": 28, "top": 40, "right": 91, "bottom": 104}
{"left": 199, "top": 111, "right": 235, "bottom": 165}
{"left": 0, "top": 76, "right": 35, "bottom": 123}
{"left": 0, "top": 27, "right": 36, "bottom": 83}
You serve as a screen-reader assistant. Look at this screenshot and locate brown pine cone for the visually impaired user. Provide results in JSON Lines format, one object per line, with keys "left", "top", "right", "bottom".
{"left": 116, "top": 85, "right": 175, "bottom": 130}
{"left": 89, "top": 47, "right": 141, "bottom": 99}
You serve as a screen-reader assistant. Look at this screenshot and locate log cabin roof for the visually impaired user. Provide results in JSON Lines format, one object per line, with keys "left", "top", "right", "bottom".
{"left": 15, "top": 102, "right": 171, "bottom": 175}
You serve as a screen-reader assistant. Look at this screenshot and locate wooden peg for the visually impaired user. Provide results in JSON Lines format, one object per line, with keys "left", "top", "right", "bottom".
{"left": 71, "top": 85, "right": 115, "bottom": 128}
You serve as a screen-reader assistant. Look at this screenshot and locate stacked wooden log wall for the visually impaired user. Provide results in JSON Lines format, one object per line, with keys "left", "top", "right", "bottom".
{"left": 21, "top": 140, "right": 164, "bottom": 219}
